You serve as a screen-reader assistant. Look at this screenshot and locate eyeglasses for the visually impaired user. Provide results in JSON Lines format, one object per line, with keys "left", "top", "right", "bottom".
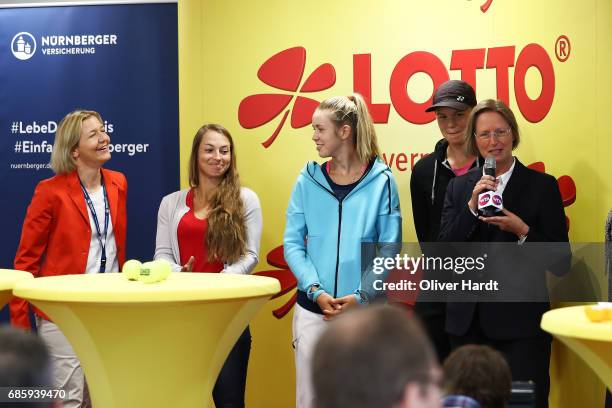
{"left": 475, "top": 128, "right": 511, "bottom": 140}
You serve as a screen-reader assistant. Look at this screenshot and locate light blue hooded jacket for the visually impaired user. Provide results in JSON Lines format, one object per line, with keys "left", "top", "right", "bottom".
{"left": 284, "top": 158, "right": 402, "bottom": 305}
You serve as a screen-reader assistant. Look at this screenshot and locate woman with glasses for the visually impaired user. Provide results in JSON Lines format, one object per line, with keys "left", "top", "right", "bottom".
{"left": 439, "top": 99, "right": 568, "bottom": 408}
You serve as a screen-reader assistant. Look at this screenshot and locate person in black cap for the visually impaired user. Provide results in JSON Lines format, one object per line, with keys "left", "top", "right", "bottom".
{"left": 410, "top": 80, "right": 481, "bottom": 363}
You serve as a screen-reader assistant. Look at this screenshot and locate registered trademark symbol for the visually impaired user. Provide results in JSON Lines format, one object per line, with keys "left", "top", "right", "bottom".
{"left": 555, "top": 35, "right": 571, "bottom": 62}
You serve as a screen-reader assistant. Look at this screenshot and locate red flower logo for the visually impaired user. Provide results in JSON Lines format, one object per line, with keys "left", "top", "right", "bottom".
{"left": 254, "top": 245, "right": 296, "bottom": 319}
{"left": 481, "top": 0, "right": 493, "bottom": 13}
{"left": 528, "top": 162, "right": 577, "bottom": 230}
{"left": 238, "top": 46, "right": 336, "bottom": 148}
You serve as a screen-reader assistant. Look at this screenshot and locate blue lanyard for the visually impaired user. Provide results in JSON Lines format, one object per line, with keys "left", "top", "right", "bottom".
{"left": 79, "top": 174, "right": 109, "bottom": 273}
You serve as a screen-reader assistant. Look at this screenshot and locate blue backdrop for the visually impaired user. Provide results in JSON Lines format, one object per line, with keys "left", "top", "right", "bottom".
{"left": 0, "top": 3, "right": 179, "bottom": 322}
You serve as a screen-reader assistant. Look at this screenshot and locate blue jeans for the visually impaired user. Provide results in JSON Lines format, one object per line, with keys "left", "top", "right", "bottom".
{"left": 212, "top": 327, "right": 251, "bottom": 408}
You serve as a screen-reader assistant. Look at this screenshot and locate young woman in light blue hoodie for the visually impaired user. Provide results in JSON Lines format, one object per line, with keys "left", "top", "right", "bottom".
{"left": 284, "top": 93, "right": 402, "bottom": 408}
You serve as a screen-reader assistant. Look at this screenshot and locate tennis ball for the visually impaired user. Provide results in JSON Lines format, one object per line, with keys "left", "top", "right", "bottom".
{"left": 139, "top": 261, "right": 160, "bottom": 283}
{"left": 585, "top": 304, "right": 612, "bottom": 322}
{"left": 585, "top": 305, "right": 606, "bottom": 322}
{"left": 155, "top": 259, "right": 172, "bottom": 281}
{"left": 122, "top": 259, "right": 142, "bottom": 281}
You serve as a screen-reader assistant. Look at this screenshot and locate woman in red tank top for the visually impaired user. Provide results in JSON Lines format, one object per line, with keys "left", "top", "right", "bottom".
{"left": 155, "top": 124, "right": 262, "bottom": 408}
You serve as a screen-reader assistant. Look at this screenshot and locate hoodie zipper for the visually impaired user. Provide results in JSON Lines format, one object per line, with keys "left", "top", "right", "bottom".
{"left": 333, "top": 200, "right": 343, "bottom": 298}
{"left": 306, "top": 162, "right": 378, "bottom": 300}
{"left": 306, "top": 165, "right": 344, "bottom": 298}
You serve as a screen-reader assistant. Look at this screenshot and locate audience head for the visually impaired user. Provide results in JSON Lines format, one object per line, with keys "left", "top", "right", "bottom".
{"left": 443, "top": 344, "right": 511, "bottom": 408}
{"left": 0, "top": 326, "right": 61, "bottom": 407}
{"left": 313, "top": 305, "right": 441, "bottom": 408}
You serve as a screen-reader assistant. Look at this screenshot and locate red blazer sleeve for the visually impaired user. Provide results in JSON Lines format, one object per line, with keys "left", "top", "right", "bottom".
{"left": 106, "top": 169, "right": 128, "bottom": 268}
{"left": 11, "top": 181, "right": 54, "bottom": 329}
{"left": 120, "top": 172, "right": 127, "bottom": 267}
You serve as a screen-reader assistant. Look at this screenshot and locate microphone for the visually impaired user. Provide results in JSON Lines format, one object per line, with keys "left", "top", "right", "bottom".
{"left": 478, "top": 156, "right": 503, "bottom": 217}
{"left": 484, "top": 156, "right": 496, "bottom": 179}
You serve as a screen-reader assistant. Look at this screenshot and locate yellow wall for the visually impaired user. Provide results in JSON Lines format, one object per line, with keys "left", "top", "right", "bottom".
{"left": 179, "top": 1, "right": 612, "bottom": 406}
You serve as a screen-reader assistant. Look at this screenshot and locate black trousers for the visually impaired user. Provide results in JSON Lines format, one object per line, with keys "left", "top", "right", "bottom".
{"left": 414, "top": 302, "right": 451, "bottom": 363}
{"left": 449, "top": 315, "right": 551, "bottom": 408}
{"left": 212, "top": 327, "right": 251, "bottom": 408}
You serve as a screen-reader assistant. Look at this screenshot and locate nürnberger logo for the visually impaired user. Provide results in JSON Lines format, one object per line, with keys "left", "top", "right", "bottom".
{"left": 11, "top": 32, "right": 36, "bottom": 60}
{"left": 240, "top": 42, "right": 565, "bottom": 148}
{"left": 41, "top": 34, "right": 117, "bottom": 47}
{"left": 40, "top": 33, "right": 118, "bottom": 56}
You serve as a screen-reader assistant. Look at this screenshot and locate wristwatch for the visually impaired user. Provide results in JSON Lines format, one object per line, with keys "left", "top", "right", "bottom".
{"left": 518, "top": 225, "right": 529, "bottom": 245}
{"left": 356, "top": 289, "right": 369, "bottom": 305}
{"left": 308, "top": 283, "right": 324, "bottom": 302}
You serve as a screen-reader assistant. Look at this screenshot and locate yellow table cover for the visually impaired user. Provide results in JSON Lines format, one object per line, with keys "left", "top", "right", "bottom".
{"left": 0, "top": 269, "right": 33, "bottom": 309}
{"left": 14, "top": 272, "right": 280, "bottom": 408}
{"left": 542, "top": 305, "right": 612, "bottom": 390}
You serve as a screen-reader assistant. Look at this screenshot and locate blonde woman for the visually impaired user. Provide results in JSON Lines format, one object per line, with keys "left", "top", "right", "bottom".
{"left": 284, "top": 94, "right": 402, "bottom": 408}
{"left": 155, "top": 123, "right": 262, "bottom": 407}
{"left": 12, "top": 109, "right": 127, "bottom": 407}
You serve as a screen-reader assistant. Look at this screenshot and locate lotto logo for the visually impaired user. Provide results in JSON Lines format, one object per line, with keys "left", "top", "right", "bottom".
{"left": 240, "top": 40, "right": 564, "bottom": 146}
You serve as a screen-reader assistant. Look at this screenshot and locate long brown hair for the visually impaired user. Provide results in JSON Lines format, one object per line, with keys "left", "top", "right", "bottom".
{"left": 188, "top": 124, "right": 246, "bottom": 263}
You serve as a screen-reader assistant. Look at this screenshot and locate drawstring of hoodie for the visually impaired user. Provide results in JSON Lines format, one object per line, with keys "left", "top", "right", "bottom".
{"left": 430, "top": 160, "right": 438, "bottom": 205}
{"left": 431, "top": 155, "right": 482, "bottom": 205}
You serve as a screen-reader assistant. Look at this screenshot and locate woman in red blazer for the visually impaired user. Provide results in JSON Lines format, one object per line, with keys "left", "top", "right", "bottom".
{"left": 11, "top": 109, "right": 127, "bottom": 408}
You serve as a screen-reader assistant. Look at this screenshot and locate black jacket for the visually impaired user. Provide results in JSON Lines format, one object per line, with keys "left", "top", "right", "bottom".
{"left": 410, "top": 139, "right": 482, "bottom": 242}
{"left": 439, "top": 159, "right": 570, "bottom": 338}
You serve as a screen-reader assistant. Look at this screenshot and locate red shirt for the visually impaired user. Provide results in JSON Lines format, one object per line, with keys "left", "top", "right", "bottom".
{"left": 177, "top": 189, "right": 224, "bottom": 273}
{"left": 452, "top": 160, "right": 475, "bottom": 177}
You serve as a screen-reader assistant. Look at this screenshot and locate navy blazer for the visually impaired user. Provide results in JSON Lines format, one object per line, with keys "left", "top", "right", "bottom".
{"left": 438, "top": 159, "right": 569, "bottom": 339}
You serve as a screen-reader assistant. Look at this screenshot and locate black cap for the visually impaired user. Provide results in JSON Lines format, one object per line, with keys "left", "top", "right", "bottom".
{"left": 425, "top": 80, "right": 477, "bottom": 112}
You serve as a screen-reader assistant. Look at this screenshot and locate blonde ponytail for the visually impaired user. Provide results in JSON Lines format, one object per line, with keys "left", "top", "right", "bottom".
{"left": 318, "top": 93, "right": 380, "bottom": 163}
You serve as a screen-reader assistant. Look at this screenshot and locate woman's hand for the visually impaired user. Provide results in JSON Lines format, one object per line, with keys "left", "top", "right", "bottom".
{"left": 468, "top": 175, "right": 498, "bottom": 212}
{"left": 181, "top": 256, "right": 195, "bottom": 272}
{"left": 334, "top": 295, "right": 358, "bottom": 313}
{"left": 479, "top": 208, "right": 529, "bottom": 237}
{"left": 316, "top": 293, "right": 342, "bottom": 321}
